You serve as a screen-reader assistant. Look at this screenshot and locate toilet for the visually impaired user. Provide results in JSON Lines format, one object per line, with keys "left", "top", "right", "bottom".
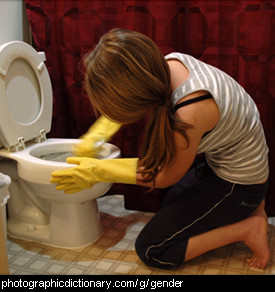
{"left": 0, "top": 41, "right": 121, "bottom": 248}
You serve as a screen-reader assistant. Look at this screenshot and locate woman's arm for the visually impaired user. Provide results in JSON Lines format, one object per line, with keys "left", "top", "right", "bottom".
{"left": 136, "top": 124, "right": 200, "bottom": 189}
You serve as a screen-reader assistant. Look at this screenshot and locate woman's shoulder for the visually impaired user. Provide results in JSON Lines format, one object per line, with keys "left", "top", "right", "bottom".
{"left": 167, "top": 59, "right": 190, "bottom": 92}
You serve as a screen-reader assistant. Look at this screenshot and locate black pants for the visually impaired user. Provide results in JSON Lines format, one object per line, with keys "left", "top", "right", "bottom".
{"left": 135, "top": 161, "right": 269, "bottom": 269}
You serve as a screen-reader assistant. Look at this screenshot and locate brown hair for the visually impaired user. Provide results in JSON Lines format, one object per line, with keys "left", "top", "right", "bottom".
{"left": 84, "top": 28, "right": 191, "bottom": 186}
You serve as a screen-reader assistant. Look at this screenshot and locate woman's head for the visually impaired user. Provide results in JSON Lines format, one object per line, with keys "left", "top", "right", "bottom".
{"left": 84, "top": 29, "right": 190, "bottom": 185}
{"left": 84, "top": 28, "right": 171, "bottom": 123}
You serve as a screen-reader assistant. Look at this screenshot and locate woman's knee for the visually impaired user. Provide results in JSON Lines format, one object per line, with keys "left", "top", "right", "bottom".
{"left": 135, "top": 233, "right": 180, "bottom": 269}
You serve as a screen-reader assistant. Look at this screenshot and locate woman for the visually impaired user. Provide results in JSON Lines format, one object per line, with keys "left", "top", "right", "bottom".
{"left": 51, "top": 29, "right": 270, "bottom": 269}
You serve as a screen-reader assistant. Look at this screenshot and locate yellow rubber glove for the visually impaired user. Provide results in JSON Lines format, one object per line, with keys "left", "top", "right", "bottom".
{"left": 50, "top": 157, "right": 138, "bottom": 194}
{"left": 73, "top": 116, "right": 122, "bottom": 157}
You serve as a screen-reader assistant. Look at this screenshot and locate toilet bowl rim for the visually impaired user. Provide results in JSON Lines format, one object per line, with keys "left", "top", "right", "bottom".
{"left": 0, "top": 138, "right": 120, "bottom": 167}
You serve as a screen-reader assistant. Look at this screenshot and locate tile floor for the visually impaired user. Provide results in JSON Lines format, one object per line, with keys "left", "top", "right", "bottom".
{"left": 6, "top": 195, "right": 275, "bottom": 275}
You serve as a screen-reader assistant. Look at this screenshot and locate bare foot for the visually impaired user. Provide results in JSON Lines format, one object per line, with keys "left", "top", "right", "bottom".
{"left": 244, "top": 204, "right": 270, "bottom": 269}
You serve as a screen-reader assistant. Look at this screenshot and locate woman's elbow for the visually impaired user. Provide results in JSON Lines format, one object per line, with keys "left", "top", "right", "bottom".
{"left": 154, "top": 173, "right": 182, "bottom": 189}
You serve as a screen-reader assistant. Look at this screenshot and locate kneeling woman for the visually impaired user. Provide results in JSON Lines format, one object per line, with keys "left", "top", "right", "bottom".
{"left": 51, "top": 29, "right": 270, "bottom": 269}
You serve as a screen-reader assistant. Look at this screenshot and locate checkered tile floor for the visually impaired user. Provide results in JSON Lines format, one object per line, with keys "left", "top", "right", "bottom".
{"left": 7, "top": 195, "right": 275, "bottom": 275}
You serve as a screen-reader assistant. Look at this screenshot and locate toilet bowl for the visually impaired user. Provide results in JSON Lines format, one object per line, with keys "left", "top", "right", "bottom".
{"left": 0, "top": 41, "right": 121, "bottom": 247}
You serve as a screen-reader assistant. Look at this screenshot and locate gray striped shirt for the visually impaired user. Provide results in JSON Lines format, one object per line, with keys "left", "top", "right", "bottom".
{"left": 166, "top": 53, "right": 269, "bottom": 185}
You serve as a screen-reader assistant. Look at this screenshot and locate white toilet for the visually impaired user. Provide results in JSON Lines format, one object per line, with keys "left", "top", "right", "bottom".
{"left": 0, "top": 41, "right": 121, "bottom": 248}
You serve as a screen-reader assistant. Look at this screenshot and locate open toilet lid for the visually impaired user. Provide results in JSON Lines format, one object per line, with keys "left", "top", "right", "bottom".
{"left": 0, "top": 41, "right": 53, "bottom": 151}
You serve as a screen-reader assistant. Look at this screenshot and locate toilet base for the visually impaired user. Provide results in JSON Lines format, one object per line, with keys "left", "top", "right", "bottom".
{"left": 7, "top": 199, "right": 103, "bottom": 248}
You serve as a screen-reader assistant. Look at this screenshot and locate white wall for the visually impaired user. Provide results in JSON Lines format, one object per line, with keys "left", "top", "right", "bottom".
{"left": 0, "top": 0, "right": 31, "bottom": 45}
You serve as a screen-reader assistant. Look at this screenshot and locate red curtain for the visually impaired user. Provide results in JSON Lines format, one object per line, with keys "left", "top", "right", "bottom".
{"left": 25, "top": 0, "right": 275, "bottom": 215}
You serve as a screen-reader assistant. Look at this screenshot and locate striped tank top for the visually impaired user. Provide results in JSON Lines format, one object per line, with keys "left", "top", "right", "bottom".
{"left": 165, "top": 52, "right": 269, "bottom": 185}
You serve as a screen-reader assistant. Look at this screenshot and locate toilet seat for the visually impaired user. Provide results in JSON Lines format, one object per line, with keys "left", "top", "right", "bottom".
{"left": 0, "top": 41, "right": 53, "bottom": 151}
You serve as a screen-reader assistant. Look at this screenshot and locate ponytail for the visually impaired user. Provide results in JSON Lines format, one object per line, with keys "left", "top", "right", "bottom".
{"left": 140, "top": 100, "right": 192, "bottom": 188}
